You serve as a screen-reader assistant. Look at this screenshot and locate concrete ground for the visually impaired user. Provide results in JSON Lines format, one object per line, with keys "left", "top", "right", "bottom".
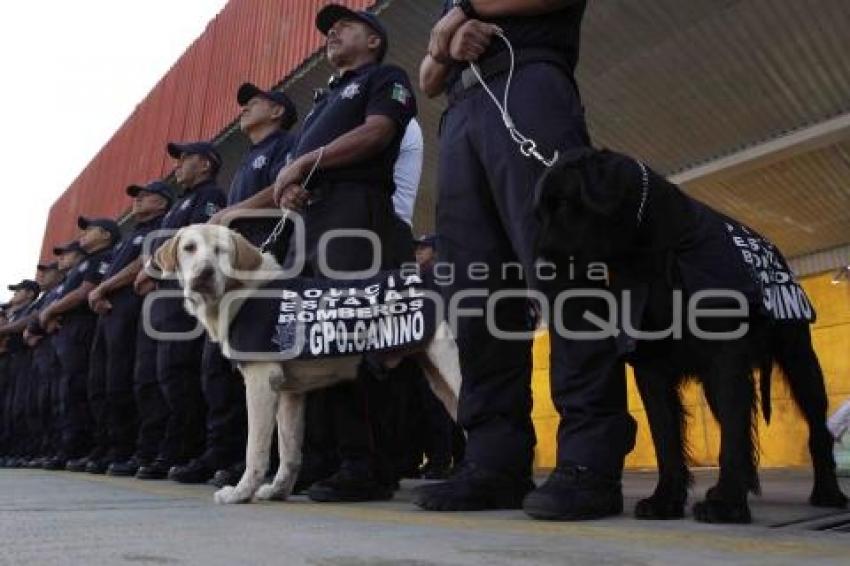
{"left": 1, "top": 468, "right": 849, "bottom": 566}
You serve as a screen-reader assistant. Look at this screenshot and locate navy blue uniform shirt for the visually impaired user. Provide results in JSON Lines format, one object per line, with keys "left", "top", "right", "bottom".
{"left": 22, "top": 290, "right": 52, "bottom": 318}
{"left": 441, "top": 0, "right": 587, "bottom": 86}
{"left": 152, "top": 179, "right": 225, "bottom": 328}
{"left": 105, "top": 215, "right": 164, "bottom": 280}
{"left": 54, "top": 247, "right": 114, "bottom": 313}
{"left": 5, "top": 301, "right": 37, "bottom": 351}
{"left": 293, "top": 63, "right": 417, "bottom": 188}
{"left": 26, "top": 274, "right": 70, "bottom": 336}
{"left": 157, "top": 179, "right": 225, "bottom": 247}
{"left": 228, "top": 129, "right": 296, "bottom": 246}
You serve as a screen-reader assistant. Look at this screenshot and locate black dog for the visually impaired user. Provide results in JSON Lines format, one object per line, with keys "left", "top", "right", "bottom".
{"left": 534, "top": 147, "right": 848, "bottom": 523}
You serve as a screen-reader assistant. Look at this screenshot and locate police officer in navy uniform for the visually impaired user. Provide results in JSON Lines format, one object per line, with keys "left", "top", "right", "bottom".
{"left": 40, "top": 219, "right": 119, "bottom": 470}
{"left": 213, "top": 82, "right": 298, "bottom": 248}
{"left": 22, "top": 263, "right": 65, "bottom": 466}
{"left": 219, "top": 4, "right": 418, "bottom": 501}
{"left": 0, "top": 279, "right": 40, "bottom": 465}
{"left": 418, "top": 0, "right": 635, "bottom": 519}
{"left": 0, "top": 306, "right": 9, "bottom": 465}
{"left": 24, "top": 262, "right": 65, "bottom": 466}
{"left": 278, "top": 4, "right": 418, "bottom": 502}
{"left": 0, "top": 306, "right": 9, "bottom": 463}
{"left": 195, "top": 82, "right": 298, "bottom": 487}
{"left": 80, "top": 183, "right": 175, "bottom": 476}
{"left": 0, "top": 279, "right": 38, "bottom": 465}
{"left": 134, "top": 142, "right": 226, "bottom": 480}
{"left": 28, "top": 244, "right": 83, "bottom": 469}
{"left": 125, "top": 186, "right": 182, "bottom": 479}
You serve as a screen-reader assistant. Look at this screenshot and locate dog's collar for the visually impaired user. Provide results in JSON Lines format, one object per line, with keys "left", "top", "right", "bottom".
{"left": 636, "top": 161, "right": 650, "bottom": 226}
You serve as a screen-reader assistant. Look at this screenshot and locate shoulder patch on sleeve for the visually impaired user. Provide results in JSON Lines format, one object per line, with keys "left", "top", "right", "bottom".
{"left": 205, "top": 202, "right": 220, "bottom": 217}
{"left": 391, "top": 83, "right": 412, "bottom": 106}
{"left": 252, "top": 154, "right": 269, "bottom": 170}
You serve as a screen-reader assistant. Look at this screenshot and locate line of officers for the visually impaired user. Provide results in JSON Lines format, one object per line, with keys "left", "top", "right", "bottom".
{"left": 0, "top": 3, "right": 462, "bottom": 501}
{"left": 3, "top": 0, "right": 636, "bottom": 521}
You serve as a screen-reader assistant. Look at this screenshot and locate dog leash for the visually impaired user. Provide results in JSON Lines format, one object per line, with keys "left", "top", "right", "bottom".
{"left": 636, "top": 160, "right": 650, "bottom": 226}
{"left": 259, "top": 146, "right": 325, "bottom": 254}
{"left": 469, "top": 31, "right": 559, "bottom": 168}
{"left": 471, "top": 37, "right": 653, "bottom": 225}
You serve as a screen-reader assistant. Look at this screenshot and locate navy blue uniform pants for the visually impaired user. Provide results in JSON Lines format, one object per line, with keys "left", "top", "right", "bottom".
{"left": 0, "top": 355, "right": 10, "bottom": 453}
{"left": 437, "top": 62, "right": 636, "bottom": 477}
{"left": 10, "top": 351, "right": 32, "bottom": 455}
{"left": 101, "top": 291, "right": 143, "bottom": 460}
{"left": 156, "top": 335, "right": 206, "bottom": 463}
{"left": 53, "top": 313, "right": 97, "bottom": 458}
{"left": 31, "top": 339, "right": 60, "bottom": 455}
{"left": 88, "top": 320, "right": 108, "bottom": 456}
{"left": 133, "top": 324, "right": 168, "bottom": 462}
{"left": 284, "top": 182, "right": 394, "bottom": 476}
{"left": 199, "top": 339, "right": 246, "bottom": 469}
{"left": 26, "top": 347, "right": 46, "bottom": 454}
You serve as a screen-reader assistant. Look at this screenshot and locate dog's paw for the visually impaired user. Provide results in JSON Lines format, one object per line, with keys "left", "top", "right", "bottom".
{"left": 256, "top": 483, "right": 289, "bottom": 502}
{"left": 214, "top": 485, "right": 252, "bottom": 505}
{"left": 634, "top": 495, "right": 685, "bottom": 520}
{"left": 692, "top": 499, "right": 751, "bottom": 524}
{"left": 810, "top": 484, "right": 849, "bottom": 509}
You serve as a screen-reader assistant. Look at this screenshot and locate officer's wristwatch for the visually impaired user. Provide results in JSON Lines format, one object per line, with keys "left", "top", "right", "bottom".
{"left": 452, "top": 0, "right": 478, "bottom": 19}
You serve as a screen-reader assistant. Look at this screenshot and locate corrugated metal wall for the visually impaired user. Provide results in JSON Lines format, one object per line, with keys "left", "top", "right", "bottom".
{"left": 40, "top": 0, "right": 373, "bottom": 260}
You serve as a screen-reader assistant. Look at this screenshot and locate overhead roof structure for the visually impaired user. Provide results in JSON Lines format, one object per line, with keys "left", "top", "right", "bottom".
{"left": 42, "top": 0, "right": 850, "bottom": 274}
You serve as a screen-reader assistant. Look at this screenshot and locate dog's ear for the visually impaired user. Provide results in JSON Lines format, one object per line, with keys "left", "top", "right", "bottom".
{"left": 576, "top": 150, "right": 632, "bottom": 216}
{"left": 535, "top": 147, "right": 590, "bottom": 213}
{"left": 230, "top": 230, "right": 264, "bottom": 273}
{"left": 154, "top": 230, "right": 182, "bottom": 275}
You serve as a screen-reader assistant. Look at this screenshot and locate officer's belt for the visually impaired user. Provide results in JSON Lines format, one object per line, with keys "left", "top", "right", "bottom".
{"left": 449, "top": 48, "right": 570, "bottom": 102}
{"left": 306, "top": 173, "right": 394, "bottom": 198}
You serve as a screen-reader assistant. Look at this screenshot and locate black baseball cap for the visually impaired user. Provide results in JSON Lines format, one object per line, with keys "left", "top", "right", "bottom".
{"left": 8, "top": 279, "right": 40, "bottom": 294}
{"left": 237, "top": 83, "right": 298, "bottom": 130}
{"left": 37, "top": 261, "right": 59, "bottom": 271}
{"left": 78, "top": 216, "right": 121, "bottom": 245}
{"left": 127, "top": 181, "right": 177, "bottom": 206}
{"left": 53, "top": 241, "right": 85, "bottom": 256}
{"left": 316, "top": 4, "right": 389, "bottom": 62}
{"left": 166, "top": 141, "right": 223, "bottom": 173}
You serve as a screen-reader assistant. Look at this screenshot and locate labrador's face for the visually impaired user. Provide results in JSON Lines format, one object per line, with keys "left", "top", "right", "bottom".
{"left": 154, "top": 224, "right": 264, "bottom": 302}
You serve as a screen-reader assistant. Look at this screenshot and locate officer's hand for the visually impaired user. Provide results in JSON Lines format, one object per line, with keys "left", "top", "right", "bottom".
{"left": 429, "top": 7, "right": 468, "bottom": 62}
{"left": 449, "top": 20, "right": 500, "bottom": 63}
{"left": 24, "top": 332, "right": 41, "bottom": 347}
{"left": 208, "top": 208, "right": 233, "bottom": 226}
{"left": 38, "top": 308, "right": 53, "bottom": 329}
{"left": 134, "top": 271, "right": 156, "bottom": 296}
{"left": 273, "top": 158, "right": 311, "bottom": 200}
{"left": 277, "top": 184, "right": 309, "bottom": 211}
{"left": 88, "top": 286, "right": 104, "bottom": 310}
{"left": 92, "top": 299, "right": 112, "bottom": 315}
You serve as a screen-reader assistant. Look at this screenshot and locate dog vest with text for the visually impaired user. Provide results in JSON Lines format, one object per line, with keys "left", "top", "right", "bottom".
{"left": 226, "top": 270, "right": 439, "bottom": 361}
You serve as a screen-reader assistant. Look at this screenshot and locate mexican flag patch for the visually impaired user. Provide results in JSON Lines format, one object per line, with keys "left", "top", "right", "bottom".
{"left": 391, "top": 83, "right": 411, "bottom": 105}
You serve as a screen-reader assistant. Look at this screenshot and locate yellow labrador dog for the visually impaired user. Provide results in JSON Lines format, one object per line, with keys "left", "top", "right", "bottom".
{"left": 153, "top": 224, "right": 461, "bottom": 504}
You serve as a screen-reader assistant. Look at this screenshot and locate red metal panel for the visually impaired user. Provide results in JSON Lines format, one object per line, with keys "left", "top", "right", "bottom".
{"left": 40, "top": 0, "right": 375, "bottom": 261}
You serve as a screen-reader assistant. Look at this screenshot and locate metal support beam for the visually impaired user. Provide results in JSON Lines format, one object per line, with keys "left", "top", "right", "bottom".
{"left": 671, "top": 112, "right": 850, "bottom": 186}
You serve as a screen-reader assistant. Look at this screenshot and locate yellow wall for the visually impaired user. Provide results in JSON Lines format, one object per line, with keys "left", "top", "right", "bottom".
{"left": 531, "top": 272, "right": 850, "bottom": 470}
